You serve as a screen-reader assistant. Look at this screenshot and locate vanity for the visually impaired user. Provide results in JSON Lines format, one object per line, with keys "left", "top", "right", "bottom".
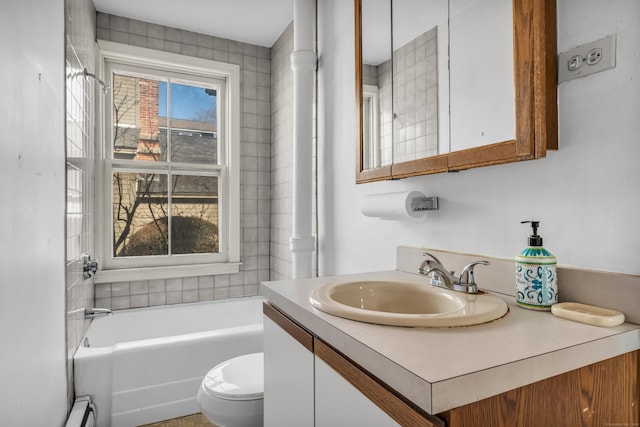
{"left": 260, "top": 247, "right": 640, "bottom": 426}
{"left": 267, "top": 0, "right": 639, "bottom": 423}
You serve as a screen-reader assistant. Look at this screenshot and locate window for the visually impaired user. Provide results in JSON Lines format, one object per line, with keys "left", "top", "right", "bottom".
{"left": 97, "top": 42, "right": 240, "bottom": 281}
{"left": 362, "top": 84, "right": 380, "bottom": 169}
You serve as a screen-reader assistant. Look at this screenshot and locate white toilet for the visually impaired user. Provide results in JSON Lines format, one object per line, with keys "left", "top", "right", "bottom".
{"left": 197, "top": 352, "right": 264, "bottom": 427}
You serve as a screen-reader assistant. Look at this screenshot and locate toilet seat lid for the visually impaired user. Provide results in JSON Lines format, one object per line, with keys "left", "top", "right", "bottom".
{"left": 203, "top": 352, "right": 264, "bottom": 401}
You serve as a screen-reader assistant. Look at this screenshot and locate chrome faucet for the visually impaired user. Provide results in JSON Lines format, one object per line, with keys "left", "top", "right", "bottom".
{"left": 84, "top": 308, "right": 112, "bottom": 319}
{"left": 418, "top": 252, "right": 489, "bottom": 294}
{"left": 82, "top": 253, "right": 99, "bottom": 279}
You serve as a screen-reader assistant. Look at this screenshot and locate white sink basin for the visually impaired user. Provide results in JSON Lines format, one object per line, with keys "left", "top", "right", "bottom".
{"left": 309, "top": 280, "right": 508, "bottom": 327}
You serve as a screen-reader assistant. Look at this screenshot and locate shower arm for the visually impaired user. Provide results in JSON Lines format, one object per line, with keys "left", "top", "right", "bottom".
{"left": 83, "top": 68, "right": 109, "bottom": 94}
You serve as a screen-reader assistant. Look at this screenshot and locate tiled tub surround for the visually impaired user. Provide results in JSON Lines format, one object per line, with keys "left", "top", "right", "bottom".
{"left": 270, "top": 23, "right": 295, "bottom": 281}
{"left": 260, "top": 246, "right": 640, "bottom": 414}
{"left": 65, "top": 0, "right": 96, "bottom": 407}
{"left": 95, "top": 274, "right": 258, "bottom": 310}
{"left": 95, "top": 13, "right": 274, "bottom": 307}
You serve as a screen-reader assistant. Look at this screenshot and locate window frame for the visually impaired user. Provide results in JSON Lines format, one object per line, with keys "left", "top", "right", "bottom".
{"left": 362, "top": 84, "right": 380, "bottom": 169}
{"left": 95, "top": 41, "right": 241, "bottom": 283}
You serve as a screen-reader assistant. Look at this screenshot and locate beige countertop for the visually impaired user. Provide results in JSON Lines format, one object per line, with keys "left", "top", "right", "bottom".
{"left": 260, "top": 270, "right": 640, "bottom": 414}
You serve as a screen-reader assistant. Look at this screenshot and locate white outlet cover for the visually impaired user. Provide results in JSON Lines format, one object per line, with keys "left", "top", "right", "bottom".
{"left": 558, "top": 34, "right": 616, "bottom": 83}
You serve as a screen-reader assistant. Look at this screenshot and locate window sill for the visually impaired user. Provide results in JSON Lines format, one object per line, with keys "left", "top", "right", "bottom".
{"left": 93, "top": 262, "right": 242, "bottom": 284}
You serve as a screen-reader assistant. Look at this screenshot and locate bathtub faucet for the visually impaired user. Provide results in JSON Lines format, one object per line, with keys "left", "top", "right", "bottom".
{"left": 84, "top": 308, "right": 112, "bottom": 319}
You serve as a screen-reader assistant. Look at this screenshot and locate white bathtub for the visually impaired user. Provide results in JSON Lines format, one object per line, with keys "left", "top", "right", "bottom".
{"left": 74, "top": 296, "right": 264, "bottom": 427}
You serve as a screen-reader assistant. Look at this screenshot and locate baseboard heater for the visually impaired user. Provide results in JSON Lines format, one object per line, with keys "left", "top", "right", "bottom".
{"left": 65, "top": 396, "right": 96, "bottom": 427}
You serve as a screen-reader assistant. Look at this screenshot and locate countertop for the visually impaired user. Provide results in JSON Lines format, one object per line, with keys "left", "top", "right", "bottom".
{"left": 260, "top": 270, "right": 640, "bottom": 414}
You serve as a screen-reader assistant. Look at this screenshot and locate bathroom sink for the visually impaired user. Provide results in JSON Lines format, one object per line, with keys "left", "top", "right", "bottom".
{"left": 309, "top": 280, "right": 508, "bottom": 327}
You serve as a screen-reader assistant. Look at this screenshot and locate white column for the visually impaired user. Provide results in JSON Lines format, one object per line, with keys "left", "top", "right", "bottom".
{"left": 290, "top": 0, "right": 317, "bottom": 279}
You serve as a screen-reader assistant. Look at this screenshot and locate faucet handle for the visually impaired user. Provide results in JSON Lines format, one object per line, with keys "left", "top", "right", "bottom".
{"left": 83, "top": 253, "right": 99, "bottom": 279}
{"left": 420, "top": 251, "right": 444, "bottom": 267}
{"left": 459, "top": 260, "right": 490, "bottom": 285}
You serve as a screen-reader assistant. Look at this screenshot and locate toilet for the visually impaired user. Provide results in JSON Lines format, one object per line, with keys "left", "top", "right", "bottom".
{"left": 196, "top": 352, "right": 264, "bottom": 427}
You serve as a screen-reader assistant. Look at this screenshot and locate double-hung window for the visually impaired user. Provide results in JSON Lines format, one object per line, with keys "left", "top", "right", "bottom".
{"left": 97, "top": 42, "right": 240, "bottom": 281}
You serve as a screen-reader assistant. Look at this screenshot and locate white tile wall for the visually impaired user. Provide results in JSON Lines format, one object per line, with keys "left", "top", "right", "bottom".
{"left": 95, "top": 13, "right": 273, "bottom": 309}
{"left": 65, "top": 0, "right": 96, "bottom": 408}
{"left": 362, "top": 64, "right": 378, "bottom": 86}
{"left": 270, "top": 23, "right": 295, "bottom": 280}
{"left": 369, "top": 27, "right": 439, "bottom": 166}
{"left": 378, "top": 60, "right": 393, "bottom": 165}
{"left": 393, "top": 27, "right": 439, "bottom": 162}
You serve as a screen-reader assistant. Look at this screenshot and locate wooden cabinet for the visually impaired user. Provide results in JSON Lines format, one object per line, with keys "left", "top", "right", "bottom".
{"left": 438, "top": 350, "right": 639, "bottom": 427}
{"left": 264, "top": 303, "right": 639, "bottom": 427}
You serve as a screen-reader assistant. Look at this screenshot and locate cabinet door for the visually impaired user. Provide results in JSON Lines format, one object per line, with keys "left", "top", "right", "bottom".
{"left": 315, "top": 339, "right": 443, "bottom": 427}
{"left": 315, "top": 355, "right": 401, "bottom": 427}
{"left": 263, "top": 304, "right": 315, "bottom": 427}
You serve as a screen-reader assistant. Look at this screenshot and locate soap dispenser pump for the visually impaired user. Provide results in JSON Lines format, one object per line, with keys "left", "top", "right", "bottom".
{"left": 515, "top": 221, "right": 558, "bottom": 310}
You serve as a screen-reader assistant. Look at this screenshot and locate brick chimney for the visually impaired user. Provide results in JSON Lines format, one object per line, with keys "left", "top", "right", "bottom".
{"left": 137, "top": 79, "right": 160, "bottom": 161}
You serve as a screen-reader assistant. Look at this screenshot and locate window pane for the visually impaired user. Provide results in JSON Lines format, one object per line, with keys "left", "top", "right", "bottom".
{"left": 113, "top": 171, "right": 169, "bottom": 257}
{"left": 169, "top": 83, "right": 218, "bottom": 164}
{"left": 112, "top": 73, "right": 167, "bottom": 161}
{"left": 169, "top": 129, "right": 218, "bottom": 164}
{"left": 171, "top": 175, "right": 219, "bottom": 254}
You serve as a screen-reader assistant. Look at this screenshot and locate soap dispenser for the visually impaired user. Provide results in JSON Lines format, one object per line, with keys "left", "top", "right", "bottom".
{"left": 515, "top": 221, "right": 557, "bottom": 310}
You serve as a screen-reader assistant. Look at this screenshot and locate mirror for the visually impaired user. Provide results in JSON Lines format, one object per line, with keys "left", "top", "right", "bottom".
{"left": 356, "top": 0, "right": 557, "bottom": 183}
{"left": 392, "top": 0, "right": 449, "bottom": 164}
{"left": 360, "top": 0, "right": 392, "bottom": 171}
{"left": 449, "top": 0, "right": 513, "bottom": 152}
{"left": 392, "top": 0, "right": 449, "bottom": 167}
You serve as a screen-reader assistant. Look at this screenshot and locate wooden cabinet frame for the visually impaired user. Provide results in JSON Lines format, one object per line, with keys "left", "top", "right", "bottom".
{"left": 355, "top": 0, "right": 558, "bottom": 182}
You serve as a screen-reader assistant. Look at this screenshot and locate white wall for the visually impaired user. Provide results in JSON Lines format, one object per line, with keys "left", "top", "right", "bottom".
{"left": 0, "top": 0, "right": 68, "bottom": 425}
{"left": 317, "top": 0, "right": 640, "bottom": 277}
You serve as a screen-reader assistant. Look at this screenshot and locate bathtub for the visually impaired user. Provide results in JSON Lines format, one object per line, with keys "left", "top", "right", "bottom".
{"left": 74, "top": 296, "right": 264, "bottom": 427}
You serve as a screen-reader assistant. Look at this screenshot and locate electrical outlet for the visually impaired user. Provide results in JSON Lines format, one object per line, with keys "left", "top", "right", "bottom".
{"left": 586, "top": 48, "right": 602, "bottom": 65}
{"left": 568, "top": 55, "right": 582, "bottom": 71}
{"left": 558, "top": 34, "right": 616, "bottom": 83}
